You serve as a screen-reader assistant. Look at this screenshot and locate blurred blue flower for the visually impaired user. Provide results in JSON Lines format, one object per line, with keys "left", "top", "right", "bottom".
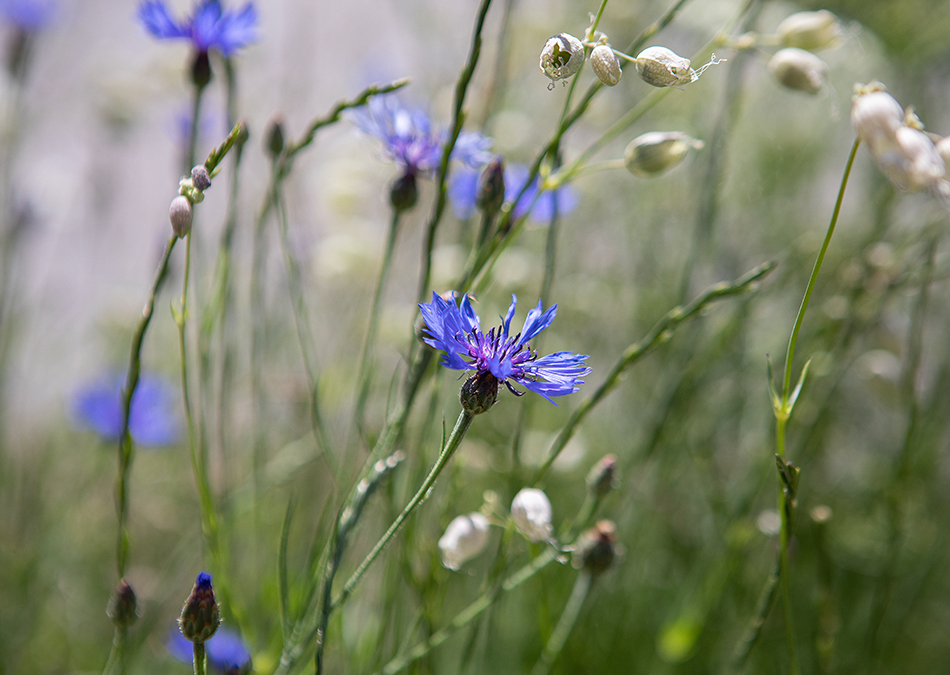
{"left": 448, "top": 163, "right": 578, "bottom": 222}
{"left": 138, "top": 0, "right": 257, "bottom": 56}
{"left": 168, "top": 625, "right": 252, "bottom": 673}
{"left": 419, "top": 292, "right": 590, "bottom": 404}
{"left": 351, "top": 95, "right": 492, "bottom": 178}
{"left": 71, "top": 373, "right": 180, "bottom": 446}
{"left": 0, "top": 0, "right": 56, "bottom": 30}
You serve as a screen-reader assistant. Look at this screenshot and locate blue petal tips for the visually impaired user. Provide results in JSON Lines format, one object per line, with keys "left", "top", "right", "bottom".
{"left": 138, "top": 0, "right": 258, "bottom": 56}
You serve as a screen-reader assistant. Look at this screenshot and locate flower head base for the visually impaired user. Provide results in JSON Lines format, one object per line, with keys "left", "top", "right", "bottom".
{"left": 107, "top": 579, "right": 138, "bottom": 629}
{"left": 138, "top": 1, "right": 258, "bottom": 56}
{"left": 511, "top": 488, "right": 553, "bottom": 542}
{"left": 419, "top": 292, "right": 590, "bottom": 405}
{"left": 179, "top": 572, "right": 220, "bottom": 643}
{"left": 439, "top": 513, "right": 491, "bottom": 570}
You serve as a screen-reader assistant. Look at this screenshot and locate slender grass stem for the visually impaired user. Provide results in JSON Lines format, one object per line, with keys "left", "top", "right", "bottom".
{"left": 532, "top": 572, "right": 593, "bottom": 675}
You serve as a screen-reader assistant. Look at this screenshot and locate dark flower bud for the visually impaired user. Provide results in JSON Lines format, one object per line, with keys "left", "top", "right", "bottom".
{"left": 390, "top": 172, "right": 418, "bottom": 212}
{"left": 179, "top": 572, "right": 220, "bottom": 643}
{"left": 572, "top": 520, "right": 618, "bottom": 576}
{"left": 169, "top": 195, "right": 194, "bottom": 238}
{"left": 190, "top": 50, "right": 212, "bottom": 89}
{"left": 586, "top": 454, "right": 619, "bottom": 497}
{"left": 265, "top": 116, "right": 285, "bottom": 159}
{"left": 191, "top": 165, "right": 212, "bottom": 191}
{"left": 107, "top": 578, "right": 138, "bottom": 628}
{"left": 460, "top": 371, "right": 498, "bottom": 415}
{"left": 477, "top": 156, "right": 506, "bottom": 216}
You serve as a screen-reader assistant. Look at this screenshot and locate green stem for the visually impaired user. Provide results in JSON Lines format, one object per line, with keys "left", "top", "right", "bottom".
{"left": 332, "top": 410, "right": 476, "bottom": 611}
{"left": 532, "top": 572, "right": 593, "bottom": 675}
{"left": 192, "top": 641, "right": 206, "bottom": 675}
{"left": 100, "top": 626, "right": 125, "bottom": 675}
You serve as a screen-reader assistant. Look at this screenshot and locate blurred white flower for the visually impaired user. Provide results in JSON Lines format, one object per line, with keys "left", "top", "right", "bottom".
{"left": 439, "top": 513, "right": 490, "bottom": 570}
{"left": 624, "top": 131, "right": 704, "bottom": 177}
{"left": 511, "top": 488, "right": 553, "bottom": 542}
{"left": 777, "top": 10, "right": 843, "bottom": 51}
{"left": 768, "top": 48, "right": 827, "bottom": 95}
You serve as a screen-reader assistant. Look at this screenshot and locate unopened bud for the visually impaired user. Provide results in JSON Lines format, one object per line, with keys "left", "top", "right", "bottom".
{"left": 169, "top": 195, "right": 193, "bottom": 238}
{"left": 777, "top": 10, "right": 843, "bottom": 52}
{"left": 540, "top": 33, "right": 585, "bottom": 85}
{"left": 390, "top": 172, "right": 418, "bottom": 212}
{"left": 460, "top": 371, "right": 498, "bottom": 415}
{"left": 191, "top": 165, "right": 212, "bottom": 191}
{"left": 624, "top": 131, "right": 704, "bottom": 177}
{"left": 265, "top": 116, "right": 285, "bottom": 159}
{"left": 590, "top": 44, "right": 622, "bottom": 86}
{"left": 477, "top": 156, "right": 506, "bottom": 216}
{"left": 586, "top": 454, "right": 618, "bottom": 497}
{"left": 572, "top": 520, "right": 618, "bottom": 576}
{"left": 107, "top": 579, "right": 138, "bottom": 629}
{"left": 439, "top": 513, "right": 491, "bottom": 570}
{"left": 190, "top": 50, "right": 212, "bottom": 89}
{"left": 511, "top": 488, "right": 553, "bottom": 542}
{"left": 768, "top": 48, "right": 827, "bottom": 95}
{"left": 179, "top": 572, "right": 219, "bottom": 644}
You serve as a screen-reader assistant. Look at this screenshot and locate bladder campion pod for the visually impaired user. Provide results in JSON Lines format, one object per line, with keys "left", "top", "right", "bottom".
{"left": 768, "top": 48, "right": 827, "bottom": 95}
{"left": 635, "top": 46, "right": 722, "bottom": 88}
{"left": 590, "top": 44, "right": 622, "bottom": 86}
{"left": 624, "top": 131, "right": 704, "bottom": 177}
{"left": 777, "top": 9, "right": 843, "bottom": 51}
{"left": 540, "top": 33, "right": 585, "bottom": 88}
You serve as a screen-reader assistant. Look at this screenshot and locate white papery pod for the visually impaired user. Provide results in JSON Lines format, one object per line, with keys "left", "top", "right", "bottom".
{"left": 511, "top": 488, "right": 553, "bottom": 542}
{"left": 851, "top": 89, "right": 904, "bottom": 156}
{"left": 624, "top": 131, "right": 704, "bottom": 177}
{"left": 777, "top": 10, "right": 843, "bottom": 51}
{"left": 590, "top": 44, "right": 622, "bottom": 86}
{"left": 169, "top": 195, "right": 193, "bottom": 238}
{"left": 540, "top": 33, "right": 585, "bottom": 84}
{"left": 439, "top": 513, "right": 491, "bottom": 571}
{"left": 768, "top": 48, "right": 827, "bottom": 95}
{"left": 635, "top": 46, "right": 695, "bottom": 87}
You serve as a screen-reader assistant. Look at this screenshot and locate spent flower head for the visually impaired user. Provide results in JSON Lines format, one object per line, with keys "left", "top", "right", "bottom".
{"left": 419, "top": 292, "right": 590, "bottom": 405}
{"left": 138, "top": 0, "right": 258, "bottom": 56}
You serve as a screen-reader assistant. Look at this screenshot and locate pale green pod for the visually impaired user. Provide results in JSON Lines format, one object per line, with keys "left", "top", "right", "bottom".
{"left": 768, "top": 48, "right": 827, "bottom": 95}
{"left": 777, "top": 9, "right": 842, "bottom": 51}
{"left": 540, "top": 33, "right": 585, "bottom": 84}
{"left": 635, "top": 46, "right": 695, "bottom": 87}
{"left": 624, "top": 131, "right": 704, "bottom": 177}
{"left": 590, "top": 44, "right": 622, "bottom": 86}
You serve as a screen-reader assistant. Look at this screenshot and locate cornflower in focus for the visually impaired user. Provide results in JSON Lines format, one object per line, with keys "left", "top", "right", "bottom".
{"left": 138, "top": 0, "right": 258, "bottom": 56}
{"left": 449, "top": 163, "right": 578, "bottom": 222}
{"left": 71, "top": 373, "right": 180, "bottom": 447}
{"left": 351, "top": 95, "right": 492, "bottom": 210}
{"left": 169, "top": 626, "right": 252, "bottom": 672}
{"left": 419, "top": 292, "right": 590, "bottom": 406}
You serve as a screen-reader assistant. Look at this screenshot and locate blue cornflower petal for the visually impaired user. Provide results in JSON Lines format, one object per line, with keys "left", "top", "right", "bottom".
{"left": 0, "top": 0, "right": 56, "bottom": 30}
{"left": 71, "top": 373, "right": 180, "bottom": 447}
{"left": 448, "top": 163, "right": 578, "bottom": 223}
{"left": 168, "top": 626, "right": 252, "bottom": 672}
{"left": 419, "top": 293, "right": 590, "bottom": 405}
{"left": 138, "top": 0, "right": 257, "bottom": 55}
{"left": 448, "top": 169, "right": 479, "bottom": 219}
{"left": 139, "top": 1, "right": 186, "bottom": 39}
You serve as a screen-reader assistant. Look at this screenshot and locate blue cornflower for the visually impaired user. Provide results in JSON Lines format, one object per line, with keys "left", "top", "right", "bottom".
{"left": 419, "top": 293, "right": 591, "bottom": 405}
{"left": 448, "top": 163, "right": 578, "bottom": 222}
{"left": 71, "top": 373, "right": 180, "bottom": 447}
{"left": 138, "top": 0, "right": 257, "bottom": 56}
{"left": 168, "top": 625, "right": 252, "bottom": 672}
{"left": 0, "top": 0, "right": 56, "bottom": 30}
{"left": 351, "top": 95, "right": 492, "bottom": 178}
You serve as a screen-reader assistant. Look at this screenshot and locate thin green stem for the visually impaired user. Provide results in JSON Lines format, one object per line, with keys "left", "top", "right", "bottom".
{"left": 532, "top": 572, "right": 593, "bottom": 675}
{"left": 100, "top": 626, "right": 125, "bottom": 675}
{"left": 192, "top": 641, "right": 206, "bottom": 675}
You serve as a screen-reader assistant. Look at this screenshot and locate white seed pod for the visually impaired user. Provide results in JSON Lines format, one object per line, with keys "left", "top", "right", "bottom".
{"left": 511, "top": 488, "right": 553, "bottom": 543}
{"left": 851, "top": 89, "right": 904, "bottom": 157}
{"left": 169, "top": 195, "right": 193, "bottom": 238}
{"left": 887, "top": 126, "right": 945, "bottom": 192}
{"left": 590, "top": 44, "right": 622, "bottom": 86}
{"left": 439, "top": 513, "right": 491, "bottom": 571}
{"left": 935, "top": 136, "right": 950, "bottom": 180}
{"left": 777, "top": 9, "right": 843, "bottom": 52}
{"left": 624, "top": 131, "right": 704, "bottom": 177}
{"left": 768, "top": 48, "right": 827, "bottom": 95}
{"left": 635, "top": 46, "right": 722, "bottom": 88}
{"left": 540, "top": 33, "right": 585, "bottom": 85}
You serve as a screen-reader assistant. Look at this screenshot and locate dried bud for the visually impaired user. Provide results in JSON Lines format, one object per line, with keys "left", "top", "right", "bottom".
{"left": 390, "top": 172, "right": 419, "bottom": 212}
{"left": 265, "top": 116, "right": 285, "bottom": 159}
{"left": 439, "top": 513, "right": 491, "bottom": 570}
{"left": 169, "top": 195, "right": 194, "bottom": 238}
{"left": 586, "top": 454, "right": 619, "bottom": 497}
{"left": 511, "top": 488, "right": 553, "bottom": 542}
{"left": 590, "top": 44, "right": 622, "bottom": 86}
{"left": 572, "top": 520, "right": 618, "bottom": 576}
{"left": 624, "top": 131, "right": 704, "bottom": 177}
{"left": 179, "top": 572, "right": 220, "bottom": 644}
{"left": 107, "top": 579, "right": 138, "bottom": 629}
{"left": 460, "top": 371, "right": 498, "bottom": 415}
{"left": 190, "top": 50, "right": 212, "bottom": 89}
{"left": 191, "top": 165, "right": 212, "bottom": 191}
{"left": 768, "top": 48, "right": 827, "bottom": 95}
{"left": 540, "top": 33, "right": 585, "bottom": 85}
{"left": 477, "top": 156, "right": 506, "bottom": 216}
{"left": 777, "top": 10, "right": 843, "bottom": 52}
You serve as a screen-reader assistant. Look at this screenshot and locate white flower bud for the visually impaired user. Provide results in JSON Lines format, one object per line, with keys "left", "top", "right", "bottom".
{"left": 624, "top": 131, "right": 704, "bottom": 177}
{"left": 768, "top": 48, "right": 827, "bottom": 95}
{"left": 169, "top": 195, "right": 193, "bottom": 238}
{"left": 439, "top": 513, "right": 491, "bottom": 571}
{"left": 540, "top": 33, "right": 585, "bottom": 85}
{"left": 851, "top": 88, "right": 903, "bottom": 154}
{"left": 590, "top": 44, "right": 622, "bottom": 86}
{"left": 777, "top": 10, "right": 843, "bottom": 52}
{"left": 887, "top": 126, "right": 945, "bottom": 192}
{"left": 510, "top": 488, "right": 553, "bottom": 542}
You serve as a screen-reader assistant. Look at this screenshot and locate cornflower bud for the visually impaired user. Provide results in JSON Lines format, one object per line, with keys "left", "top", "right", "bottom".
{"left": 179, "top": 572, "right": 220, "bottom": 644}
{"left": 590, "top": 44, "right": 622, "bottom": 86}
{"left": 586, "top": 454, "right": 619, "bottom": 498}
{"left": 460, "top": 371, "right": 498, "bottom": 415}
{"left": 439, "top": 513, "right": 491, "bottom": 570}
{"left": 635, "top": 47, "right": 722, "bottom": 88}
{"left": 107, "top": 579, "right": 138, "bottom": 629}
{"left": 777, "top": 10, "right": 843, "bottom": 51}
{"left": 768, "top": 48, "right": 827, "bottom": 95}
{"left": 511, "top": 488, "right": 553, "bottom": 542}
{"left": 572, "top": 520, "right": 618, "bottom": 576}
{"left": 191, "top": 165, "right": 212, "bottom": 191}
{"left": 624, "top": 131, "right": 704, "bottom": 177}
{"left": 477, "top": 156, "right": 506, "bottom": 216}
{"left": 265, "top": 116, "right": 285, "bottom": 159}
{"left": 540, "top": 33, "right": 585, "bottom": 86}
{"left": 169, "top": 195, "right": 194, "bottom": 238}
{"left": 190, "top": 50, "right": 212, "bottom": 89}
{"left": 390, "top": 172, "right": 419, "bottom": 212}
